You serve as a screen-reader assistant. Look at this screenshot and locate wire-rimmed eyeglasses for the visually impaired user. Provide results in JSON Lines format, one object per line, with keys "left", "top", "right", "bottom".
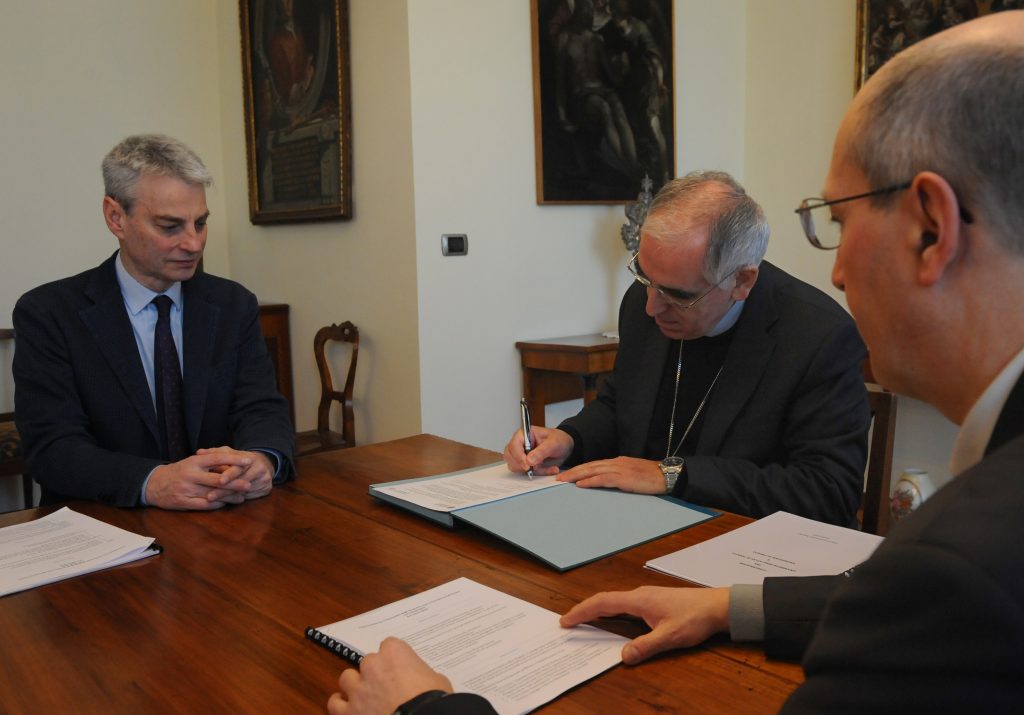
{"left": 795, "top": 180, "right": 975, "bottom": 250}
{"left": 795, "top": 182, "right": 911, "bottom": 250}
{"left": 627, "top": 252, "right": 734, "bottom": 311}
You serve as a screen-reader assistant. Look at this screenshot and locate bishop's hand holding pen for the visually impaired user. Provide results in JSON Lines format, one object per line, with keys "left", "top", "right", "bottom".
{"left": 503, "top": 401, "right": 575, "bottom": 477}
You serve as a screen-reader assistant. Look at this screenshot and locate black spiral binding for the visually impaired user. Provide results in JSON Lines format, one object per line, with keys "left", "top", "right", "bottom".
{"left": 305, "top": 626, "right": 364, "bottom": 666}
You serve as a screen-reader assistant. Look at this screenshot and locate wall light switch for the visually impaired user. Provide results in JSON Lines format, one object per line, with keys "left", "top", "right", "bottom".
{"left": 441, "top": 234, "right": 468, "bottom": 256}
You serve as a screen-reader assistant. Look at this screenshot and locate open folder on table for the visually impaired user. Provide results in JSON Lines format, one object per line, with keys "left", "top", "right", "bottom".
{"left": 306, "top": 576, "right": 627, "bottom": 715}
{"left": 369, "top": 462, "right": 718, "bottom": 571}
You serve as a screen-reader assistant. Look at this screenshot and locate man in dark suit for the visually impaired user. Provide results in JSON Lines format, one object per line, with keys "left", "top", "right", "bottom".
{"left": 326, "top": 11, "right": 1024, "bottom": 715}
{"left": 14, "top": 134, "right": 293, "bottom": 510}
{"left": 504, "top": 171, "right": 870, "bottom": 526}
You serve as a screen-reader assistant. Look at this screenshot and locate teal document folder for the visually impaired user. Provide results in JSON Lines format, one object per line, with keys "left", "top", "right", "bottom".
{"left": 370, "top": 468, "right": 718, "bottom": 571}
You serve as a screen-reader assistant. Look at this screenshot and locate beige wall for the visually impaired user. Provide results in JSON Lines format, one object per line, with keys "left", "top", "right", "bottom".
{"left": 0, "top": 0, "right": 957, "bottom": 511}
{"left": 743, "top": 1, "right": 958, "bottom": 489}
{"left": 0, "top": 1, "right": 230, "bottom": 508}
{"left": 410, "top": 0, "right": 749, "bottom": 450}
{"left": 213, "top": 0, "right": 422, "bottom": 448}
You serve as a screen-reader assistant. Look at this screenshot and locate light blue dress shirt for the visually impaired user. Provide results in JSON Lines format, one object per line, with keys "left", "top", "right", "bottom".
{"left": 114, "top": 253, "right": 281, "bottom": 504}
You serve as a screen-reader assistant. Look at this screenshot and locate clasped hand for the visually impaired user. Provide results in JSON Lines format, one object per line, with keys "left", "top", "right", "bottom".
{"left": 145, "top": 446, "right": 275, "bottom": 510}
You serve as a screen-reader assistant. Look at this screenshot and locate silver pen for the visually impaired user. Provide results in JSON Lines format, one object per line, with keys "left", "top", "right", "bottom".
{"left": 519, "top": 398, "right": 535, "bottom": 479}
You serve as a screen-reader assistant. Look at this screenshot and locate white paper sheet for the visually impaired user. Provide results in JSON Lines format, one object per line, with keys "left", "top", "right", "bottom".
{"left": 371, "top": 462, "right": 560, "bottom": 512}
{"left": 0, "top": 507, "right": 158, "bottom": 596}
{"left": 315, "top": 577, "right": 626, "bottom": 715}
{"left": 645, "top": 511, "right": 884, "bottom": 586}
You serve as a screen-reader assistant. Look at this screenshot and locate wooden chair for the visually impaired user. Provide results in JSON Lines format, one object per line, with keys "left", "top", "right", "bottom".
{"left": 0, "top": 329, "right": 33, "bottom": 510}
{"left": 295, "top": 322, "right": 358, "bottom": 457}
{"left": 860, "top": 356, "right": 898, "bottom": 536}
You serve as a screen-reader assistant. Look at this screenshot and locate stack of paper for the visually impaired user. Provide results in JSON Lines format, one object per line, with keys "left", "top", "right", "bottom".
{"left": 0, "top": 507, "right": 160, "bottom": 597}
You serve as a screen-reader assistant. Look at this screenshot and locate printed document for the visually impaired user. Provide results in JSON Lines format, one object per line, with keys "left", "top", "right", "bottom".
{"left": 371, "top": 462, "right": 560, "bottom": 512}
{"left": 646, "top": 511, "right": 884, "bottom": 586}
{"left": 0, "top": 507, "right": 159, "bottom": 596}
{"left": 314, "top": 577, "right": 626, "bottom": 714}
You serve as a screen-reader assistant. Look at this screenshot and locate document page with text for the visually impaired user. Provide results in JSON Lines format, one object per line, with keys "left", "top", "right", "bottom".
{"left": 312, "top": 577, "right": 626, "bottom": 715}
{"left": 371, "top": 463, "right": 560, "bottom": 512}
{"left": 646, "top": 511, "right": 884, "bottom": 586}
{"left": 0, "top": 507, "right": 159, "bottom": 596}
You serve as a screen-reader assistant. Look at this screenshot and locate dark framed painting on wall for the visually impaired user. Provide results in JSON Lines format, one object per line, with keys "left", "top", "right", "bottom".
{"left": 855, "top": 0, "right": 1024, "bottom": 89}
{"left": 239, "top": 0, "right": 352, "bottom": 223}
{"left": 531, "top": 0, "right": 675, "bottom": 204}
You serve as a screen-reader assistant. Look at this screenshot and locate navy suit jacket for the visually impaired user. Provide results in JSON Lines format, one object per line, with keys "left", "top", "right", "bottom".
{"left": 769, "top": 375, "right": 1024, "bottom": 713}
{"left": 13, "top": 253, "right": 295, "bottom": 506}
{"left": 560, "top": 261, "right": 871, "bottom": 526}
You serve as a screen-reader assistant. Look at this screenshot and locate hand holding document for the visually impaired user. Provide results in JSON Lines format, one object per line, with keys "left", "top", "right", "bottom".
{"left": 645, "top": 511, "right": 884, "bottom": 586}
{"left": 307, "top": 577, "right": 627, "bottom": 715}
{"left": 0, "top": 507, "right": 160, "bottom": 597}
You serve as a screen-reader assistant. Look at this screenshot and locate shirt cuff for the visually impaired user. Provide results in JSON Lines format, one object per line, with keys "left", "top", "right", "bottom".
{"left": 728, "top": 584, "right": 765, "bottom": 642}
{"left": 253, "top": 448, "right": 285, "bottom": 483}
{"left": 139, "top": 466, "right": 159, "bottom": 506}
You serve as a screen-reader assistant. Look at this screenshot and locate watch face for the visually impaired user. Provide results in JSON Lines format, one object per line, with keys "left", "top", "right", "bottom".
{"left": 661, "top": 456, "right": 684, "bottom": 473}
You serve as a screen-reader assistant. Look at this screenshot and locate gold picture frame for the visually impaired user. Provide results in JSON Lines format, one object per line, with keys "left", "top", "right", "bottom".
{"left": 855, "top": 0, "right": 1022, "bottom": 89}
{"left": 239, "top": 0, "right": 353, "bottom": 223}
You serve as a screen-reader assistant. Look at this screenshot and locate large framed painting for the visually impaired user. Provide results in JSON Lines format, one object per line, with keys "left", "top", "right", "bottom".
{"left": 239, "top": 0, "right": 353, "bottom": 223}
{"left": 856, "top": 0, "right": 1024, "bottom": 88}
{"left": 531, "top": 0, "right": 675, "bottom": 204}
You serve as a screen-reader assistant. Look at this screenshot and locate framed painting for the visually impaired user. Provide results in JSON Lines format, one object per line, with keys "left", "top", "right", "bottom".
{"left": 856, "top": 0, "right": 1024, "bottom": 88}
{"left": 531, "top": 0, "right": 675, "bottom": 204}
{"left": 239, "top": 0, "right": 352, "bottom": 223}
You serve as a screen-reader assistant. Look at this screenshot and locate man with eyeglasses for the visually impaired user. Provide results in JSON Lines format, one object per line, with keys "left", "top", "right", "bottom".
{"left": 503, "top": 170, "right": 871, "bottom": 527}
{"left": 327, "top": 12, "right": 1024, "bottom": 715}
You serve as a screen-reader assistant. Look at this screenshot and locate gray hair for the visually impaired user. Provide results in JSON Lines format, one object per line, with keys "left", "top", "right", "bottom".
{"left": 848, "top": 42, "right": 1024, "bottom": 253}
{"left": 644, "top": 170, "right": 769, "bottom": 283}
{"left": 102, "top": 134, "right": 212, "bottom": 213}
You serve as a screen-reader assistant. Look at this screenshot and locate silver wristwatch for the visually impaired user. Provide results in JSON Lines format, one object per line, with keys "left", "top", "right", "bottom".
{"left": 660, "top": 456, "right": 684, "bottom": 494}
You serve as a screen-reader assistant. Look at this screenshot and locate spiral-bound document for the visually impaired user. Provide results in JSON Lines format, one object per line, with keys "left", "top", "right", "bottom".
{"left": 306, "top": 577, "right": 627, "bottom": 715}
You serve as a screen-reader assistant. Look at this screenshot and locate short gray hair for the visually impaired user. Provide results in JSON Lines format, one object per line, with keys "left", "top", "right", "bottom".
{"left": 848, "top": 42, "right": 1024, "bottom": 253}
{"left": 644, "top": 170, "right": 769, "bottom": 283}
{"left": 102, "top": 134, "right": 212, "bottom": 213}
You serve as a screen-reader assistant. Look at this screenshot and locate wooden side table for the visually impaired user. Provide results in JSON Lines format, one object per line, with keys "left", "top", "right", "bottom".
{"left": 515, "top": 334, "right": 619, "bottom": 426}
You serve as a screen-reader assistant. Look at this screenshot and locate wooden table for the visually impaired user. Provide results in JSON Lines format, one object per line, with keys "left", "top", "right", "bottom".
{"left": 0, "top": 435, "right": 801, "bottom": 714}
{"left": 515, "top": 334, "right": 619, "bottom": 426}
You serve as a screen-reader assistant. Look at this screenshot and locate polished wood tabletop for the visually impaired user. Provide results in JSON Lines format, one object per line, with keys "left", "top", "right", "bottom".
{"left": 0, "top": 434, "right": 802, "bottom": 714}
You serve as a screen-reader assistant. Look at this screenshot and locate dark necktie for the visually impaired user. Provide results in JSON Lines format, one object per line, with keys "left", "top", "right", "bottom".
{"left": 153, "top": 295, "right": 188, "bottom": 461}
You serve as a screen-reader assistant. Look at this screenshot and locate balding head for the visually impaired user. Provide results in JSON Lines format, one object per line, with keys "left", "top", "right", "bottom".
{"left": 841, "top": 10, "right": 1024, "bottom": 252}
{"left": 643, "top": 170, "right": 769, "bottom": 284}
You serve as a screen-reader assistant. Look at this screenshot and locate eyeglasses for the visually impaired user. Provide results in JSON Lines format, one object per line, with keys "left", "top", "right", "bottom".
{"left": 795, "top": 180, "right": 975, "bottom": 250}
{"left": 795, "top": 182, "right": 911, "bottom": 250}
{"left": 627, "top": 252, "right": 732, "bottom": 311}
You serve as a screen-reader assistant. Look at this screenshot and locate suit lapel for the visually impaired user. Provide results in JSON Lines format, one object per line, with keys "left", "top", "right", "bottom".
{"left": 79, "top": 256, "right": 161, "bottom": 445}
{"left": 182, "top": 277, "right": 219, "bottom": 450}
{"left": 628, "top": 318, "right": 671, "bottom": 454}
{"left": 987, "top": 373, "right": 1024, "bottom": 456}
{"left": 697, "top": 265, "right": 779, "bottom": 455}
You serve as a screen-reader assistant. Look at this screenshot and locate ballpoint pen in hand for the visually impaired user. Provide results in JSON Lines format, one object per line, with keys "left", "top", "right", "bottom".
{"left": 519, "top": 398, "right": 535, "bottom": 479}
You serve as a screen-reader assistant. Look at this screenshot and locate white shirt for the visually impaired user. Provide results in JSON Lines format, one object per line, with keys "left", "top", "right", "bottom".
{"left": 950, "top": 344, "right": 1024, "bottom": 476}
